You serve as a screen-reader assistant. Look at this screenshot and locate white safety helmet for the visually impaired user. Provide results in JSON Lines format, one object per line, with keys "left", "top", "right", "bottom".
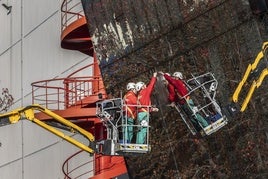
{"left": 127, "top": 82, "right": 136, "bottom": 91}
{"left": 173, "top": 72, "right": 183, "bottom": 79}
{"left": 136, "top": 81, "right": 145, "bottom": 91}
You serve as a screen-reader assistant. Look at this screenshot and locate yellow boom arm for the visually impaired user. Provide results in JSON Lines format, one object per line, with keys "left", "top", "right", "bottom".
{"left": 232, "top": 41, "right": 268, "bottom": 112}
{"left": 0, "top": 104, "right": 95, "bottom": 153}
{"left": 241, "top": 68, "right": 268, "bottom": 111}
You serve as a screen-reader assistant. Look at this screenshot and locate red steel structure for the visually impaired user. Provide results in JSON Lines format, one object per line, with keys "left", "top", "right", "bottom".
{"left": 30, "top": 0, "right": 128, "bottom": 178}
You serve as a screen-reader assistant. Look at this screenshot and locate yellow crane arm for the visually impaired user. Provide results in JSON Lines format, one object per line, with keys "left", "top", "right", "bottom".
{"left": 232, "top": 41, "right": 268, "bottom": 102}
{"left": 232, "top": 41, "right": 268, "bottom": 112}
{"left": 0, "top": 104, "right": 95, "bottom": 153}
{"left": 241, "top": 68, "right": 268, "bottom": 112}
{"left": 232, "top": 64, "right": 254, "bottom": 103}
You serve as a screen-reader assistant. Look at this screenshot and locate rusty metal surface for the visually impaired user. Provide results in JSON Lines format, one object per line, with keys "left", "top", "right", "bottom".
{"left": 82, "top": 0, "right": 263, "bottom": 95}
{"left": 81, "top": 0, "right": 268, "bottom": 178}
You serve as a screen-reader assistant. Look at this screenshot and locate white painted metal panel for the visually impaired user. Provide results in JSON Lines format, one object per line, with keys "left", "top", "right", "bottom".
{"left": 0, "top": 5, "right": 11, "bottom": 54}
{"left": 0, "top": 0, "right": 95, "bottom": 178}
{"left": 23, "top": 0, "right": 60, "bottom": 35}
{"left": 0, "top": 52, "right": 11, "bottom": 89}
{"left": 9, "top": 43, "right": 23, "bottom": 108}
{"left": 23, "top": 121, "right": 94, "bottom": 179}
{"left": 22, "top": 13, "right": 91, "bottom": 106}
{"left": 0, "top": 160, "right": 22, "bottom": 179}
{"left": 24, "top": 143, "right": 64, "bottom": 179}
{"left": 0, "top": 123, "right": 22, "bottom": 166}
{"left": 10, "top": 0, "right": 22, "bottom": 46}
{"left": 0, "top": 0, "right": 22, "bottom": 54}
{"left": 22, "top": 120, "right": 60, "bottom": 156}
{"left": 22, "top": 13, "right": 88, "bottom": 87}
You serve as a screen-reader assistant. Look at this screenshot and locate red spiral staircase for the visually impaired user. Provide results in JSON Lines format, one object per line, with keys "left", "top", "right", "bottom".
{"left": 31, "top": 0, "right": 128, "bottom": 178}
{"left": 61, "top": 0, "right": 93, "bottom": 56}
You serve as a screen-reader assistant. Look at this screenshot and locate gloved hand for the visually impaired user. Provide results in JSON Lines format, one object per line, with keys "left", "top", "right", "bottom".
{"left": 140, "top": 120, "right": 148, "bottom": 126}
{"left": 158, "top": 71, "right": 164, "bottom": 75}
{"left": 192, "top": 106, "right": 198, "bottom": 114}
{"left": 151, "top": 107, "right": 159, "bottom": 112}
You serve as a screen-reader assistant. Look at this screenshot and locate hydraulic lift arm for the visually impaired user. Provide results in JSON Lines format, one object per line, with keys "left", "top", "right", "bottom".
{"left": 232, "top": 41, "right": 268, "bottom": 112}
{"left": 240, "top": 68, "right": 268, "bottom": 111}
{"left": 0, "top": 104, "right": 95, "bottom": 153}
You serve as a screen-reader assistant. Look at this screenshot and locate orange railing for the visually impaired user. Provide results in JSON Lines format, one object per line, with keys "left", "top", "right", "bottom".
{"left": 61, "top": 0, "right": 84, "bottom": 32}
{"left": 63, "top": 76, "right": 100, "bottom": 108}
{"left": 31, "top": 76, "right": 99, "bottom": 110}
{"left": 62, "top": 150, "right": 94, "bottom": 179}
{"left": 31, "top": 63, "right": 103, "bottom": 110}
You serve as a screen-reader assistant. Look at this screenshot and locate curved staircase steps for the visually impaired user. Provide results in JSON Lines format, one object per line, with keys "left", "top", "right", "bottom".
{"left": 61, "top": 16, "right": 93, "bottom": 56}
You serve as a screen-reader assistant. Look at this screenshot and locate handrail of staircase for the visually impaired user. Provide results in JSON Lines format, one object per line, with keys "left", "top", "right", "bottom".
{"left": 31, "top": 75, "right": 102, "bottom": 110}
{"left": 67, "top": 62, "right": 96, "bottom": 78}
{"left": 61, "top": 0, "right": 84, "bottom": 32}
{"left": 62, "top": 149, "right": 94, "bottom": 179}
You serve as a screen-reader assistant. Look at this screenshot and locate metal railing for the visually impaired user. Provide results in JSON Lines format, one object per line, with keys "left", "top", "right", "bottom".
{"left": 31, "top": 76, "right": 101, "bottom": 110}
{"left": 62, "top": 150, "right": 94, "bottom": 179}
{"left": 61, "top": 0, "right": 84, "bottom": 32}
{"left": 31, "top": 62, "right": 103, "bottom": 110}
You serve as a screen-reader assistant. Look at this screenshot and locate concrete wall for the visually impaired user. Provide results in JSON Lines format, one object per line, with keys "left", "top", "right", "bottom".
{"left": 0, "top": 0, "right": 93, "bottom": 178}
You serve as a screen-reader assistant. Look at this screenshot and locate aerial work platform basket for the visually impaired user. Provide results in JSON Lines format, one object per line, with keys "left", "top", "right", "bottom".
{"left": 96, "top": 98, "right": 151, "bottom": 155}
{"left": 175, "top": 72, "right": 228, "bottom": 136}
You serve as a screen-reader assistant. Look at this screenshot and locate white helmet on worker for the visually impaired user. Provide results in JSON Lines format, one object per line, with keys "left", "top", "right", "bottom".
{"left": 135, "top": 81, "right": 145, "bottom": 91}
{"left": 173, "top": 72, "right": 183, "bottom": 79}
{"left": 127, "top": 82, "right": 136, "bottom": 91}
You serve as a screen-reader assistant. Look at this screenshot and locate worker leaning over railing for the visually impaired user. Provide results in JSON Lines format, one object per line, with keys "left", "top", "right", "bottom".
{"left": 135, "top": 72, "right": 159, "bottom": 144}
{"left": 159, "top": 71, "right": 209, "bottom": 132}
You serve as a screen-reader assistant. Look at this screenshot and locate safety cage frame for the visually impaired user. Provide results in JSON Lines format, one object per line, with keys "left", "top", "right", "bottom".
{"left": 176, "top": 72, "right": 228, "bottom": 136}
{"left": 96, "top": 98, "right": 151, "bottom": 155}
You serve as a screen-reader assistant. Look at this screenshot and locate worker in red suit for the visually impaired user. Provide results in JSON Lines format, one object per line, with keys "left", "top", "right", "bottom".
{"left": 123, "top": 82, "right": 138, "bottom": 143}
{"left": 135, "top": 72, "right": 159, "bottom": 144}
{"left": 159, "top": 71, "right": 208, "bottom": 131}
{"left": 162, "top": 73, "right": 179, "bottom": 107}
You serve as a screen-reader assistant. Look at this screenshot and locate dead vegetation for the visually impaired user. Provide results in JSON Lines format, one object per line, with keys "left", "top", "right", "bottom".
{"left": 84, "top": 0, "right": 268, "bottom": 178}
